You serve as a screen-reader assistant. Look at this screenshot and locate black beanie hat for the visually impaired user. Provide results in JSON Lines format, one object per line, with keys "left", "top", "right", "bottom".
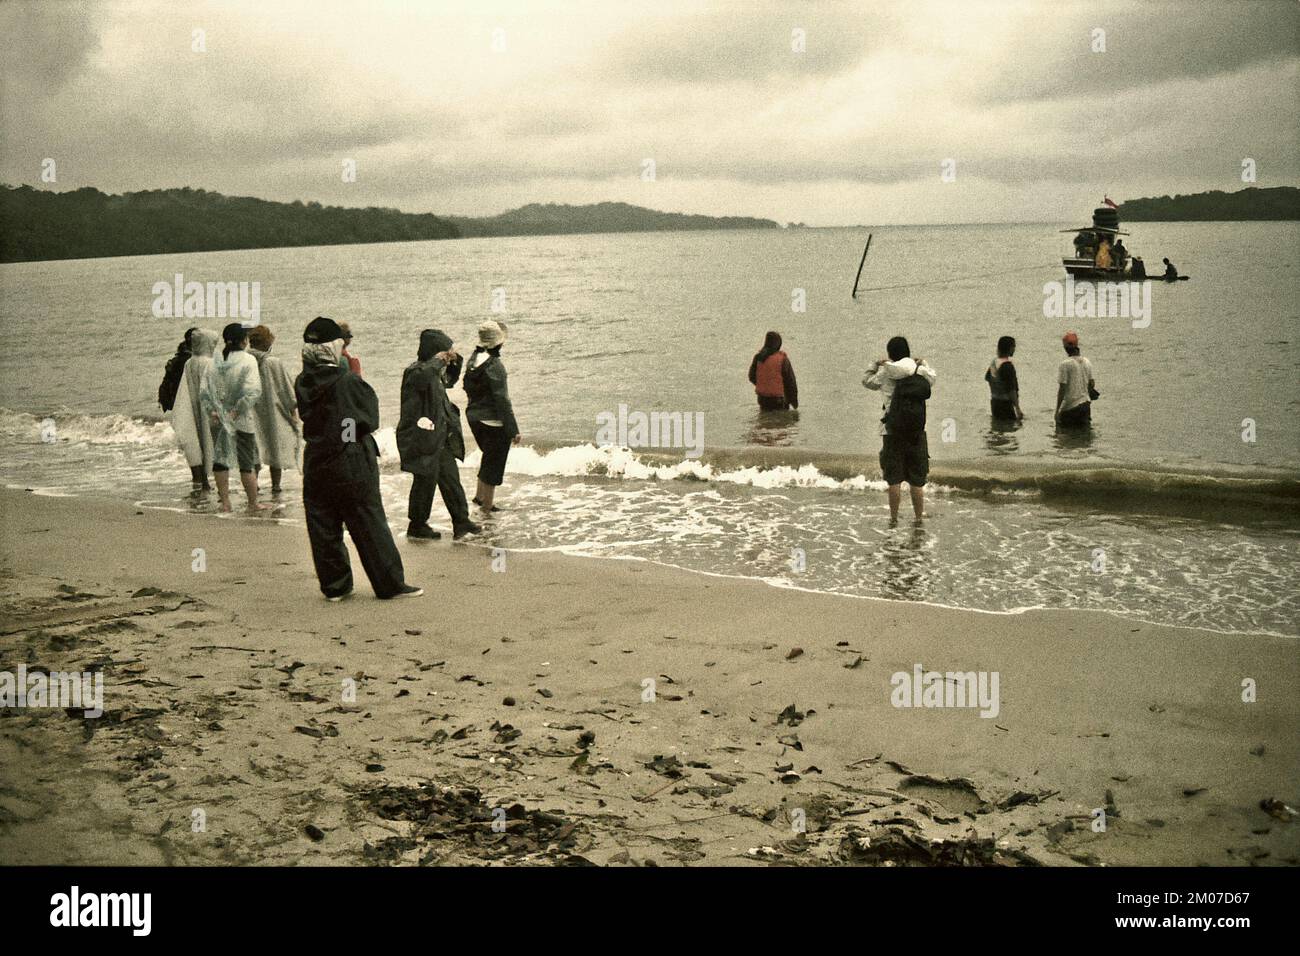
{"left": 303, "top": 315, "right": 345, "bottom": 343}
{"left": 417, "top": 329, "right": 454, "bottom": 362}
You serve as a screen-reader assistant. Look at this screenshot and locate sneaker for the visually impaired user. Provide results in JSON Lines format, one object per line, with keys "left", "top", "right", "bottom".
{"left": 453, "top": 521, "right": 483, "bottom": 540}
{"left": 326, "top": 590, "right": 353, "bottom": 603}
{"left": 383, "top": 584, "right": 424, "bottom": 599}
{"left": 407, "top": 525, "right": 442, "bottom": 540}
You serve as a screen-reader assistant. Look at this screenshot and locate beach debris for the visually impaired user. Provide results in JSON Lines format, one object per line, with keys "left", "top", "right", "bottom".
{"left": 776, "top": 704, "right": 806, "bottom": 727}
{"left": 304, "top": 824, "right": 326, "bottom": 842}
{"left": 885, "top": 760, "right": 912, "bottom": 775}
{"left": 837, "top": 825, "right": 1042, "bottom": 867}
{"left": 777, "top": 733, "right": 803, "bottom": 751}
{"left": 1105, "top": 789, "right": 1121, "bottom": 818}
{"left": 355, "top": 782, "right": 589, "bottom": 864}
{"left": 577, "top": 730, "right": 596, "bottom": 749}
{"left": 1046, "top": 820, "right": 1074, "bottom": 844}
{"left": 502, "top": 696, "right": 516, "bottom": 707}
{"left": 294, "top": 725, "right": 337, "bottom": 739}
{"left": 645, "top": 755, "right": 685, "bottom": 778}
{"left": 1182, "top": 787, "right": 1208, "bottom": 797}
{"left": 844, "top": 655, "right": 865, "bottom": 669}
{"left": 365, "top": 763, "right": 385, "bottom": 773}
{"left": 537, "top": 688, "right": 553, "bottom": 698}
{"left": 1260, "top": 798, "right": 1297, "bottom": 822}
{"left": 1249, "top": 744, "right": 1265, "bottom": 756}
{"left": 404, "top": 628, "right": 421, "bottom": 636}
{"left": 491, "top": 721, "right": 522, "bottom": 744}
{"left": 786, "top": 647, "right": 804, "bottom": 660}
{"left": 997, "top": 789, "right": 1057, "bottom": 811}
{"left": 707, "top": 771, "right": 744, "bottom": 786}
{"left": 900, "top": 775, "right": 988, "bottom": 815}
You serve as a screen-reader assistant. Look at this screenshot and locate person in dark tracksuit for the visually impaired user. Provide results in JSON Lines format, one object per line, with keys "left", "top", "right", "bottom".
{"left": 396, "top": 329, "right": 482, "bottom": 541}
{"left": 295, "top": 316, "right": 422, "bottom": 602}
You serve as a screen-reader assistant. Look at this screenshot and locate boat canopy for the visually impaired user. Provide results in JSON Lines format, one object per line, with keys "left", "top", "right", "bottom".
{"left": 1059, "top": 226, "right": 1130, "bottom": 236}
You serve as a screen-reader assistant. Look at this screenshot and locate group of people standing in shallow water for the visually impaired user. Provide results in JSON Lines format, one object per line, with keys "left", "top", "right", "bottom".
{"left": 158, "top": 317, "right": 519, "bottom": 601}
{"left": 749, "top": 329, "right": 1099, "bottom": 524}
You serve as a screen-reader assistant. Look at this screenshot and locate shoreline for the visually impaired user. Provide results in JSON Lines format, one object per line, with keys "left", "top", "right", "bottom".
{"left": 1, "top": 488, "right": 1296, "bottom": 867}
{"left": 25, "top": 483, "right": 1298, "bottom": 641}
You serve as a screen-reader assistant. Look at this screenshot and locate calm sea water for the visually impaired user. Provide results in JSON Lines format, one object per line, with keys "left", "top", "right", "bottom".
{"left": 1, "top": 224, "right": 1297, "bottom": 635}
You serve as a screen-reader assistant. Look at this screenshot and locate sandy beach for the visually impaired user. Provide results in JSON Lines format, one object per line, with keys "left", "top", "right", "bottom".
{"left": 0, "top": 487, "right": 1295, "bottom": 867}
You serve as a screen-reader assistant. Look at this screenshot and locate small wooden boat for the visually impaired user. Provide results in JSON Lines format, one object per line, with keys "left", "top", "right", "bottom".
{"left": 1062, "top": 204, "right": 1133, "bottom": 279}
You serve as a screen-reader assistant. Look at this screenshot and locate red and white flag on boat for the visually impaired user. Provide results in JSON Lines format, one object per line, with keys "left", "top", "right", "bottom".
{"left": 1103, "top": 196, "right": 1118, "bottom": 208}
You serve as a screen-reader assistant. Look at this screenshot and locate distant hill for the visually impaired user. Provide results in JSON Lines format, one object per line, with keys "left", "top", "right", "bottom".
{"left": 1119, "top": 186, "right": 1300, "bottom": 221}
{"left": 450, "top": 201, "right": 779, "bottom": 237}
{"left": 0, "top": 185, "right": 461, "bottom": 263}
{"left": 0, "top": 187, "right": 781, "bottom": 262}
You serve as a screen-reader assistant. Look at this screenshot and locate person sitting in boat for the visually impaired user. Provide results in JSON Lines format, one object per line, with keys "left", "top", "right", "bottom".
{"left": 1162, "top": 257, "right": 1179, "bottom": 280}
{"left": 1112, "top": 238, "right": 1128, "bottom": 272}
{"left": 1073, "top": 231, "right": 1093, "bottom": 258}
{"left": 1130, "top": 256, "right": 1146, "bottom": 280}
{"left": 1095, "top": 237, "right": 1112, "bottom": 270}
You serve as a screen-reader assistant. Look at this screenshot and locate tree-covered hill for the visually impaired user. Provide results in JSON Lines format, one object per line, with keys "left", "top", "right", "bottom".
{"left": 0, "top": 185, "right": 461, "bottom": 263}
{"left": 1119, "top": 186, "right": 1299, "bottom": 221}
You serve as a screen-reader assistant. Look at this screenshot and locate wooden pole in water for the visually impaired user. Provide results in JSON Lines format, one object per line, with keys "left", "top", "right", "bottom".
{"left": 851, "top": 233, "right": 873, "bottom": 299}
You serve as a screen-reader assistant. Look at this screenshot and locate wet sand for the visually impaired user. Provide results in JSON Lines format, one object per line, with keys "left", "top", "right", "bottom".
{"left": 0, "top": 488, "right": 1296, "bottom": 866}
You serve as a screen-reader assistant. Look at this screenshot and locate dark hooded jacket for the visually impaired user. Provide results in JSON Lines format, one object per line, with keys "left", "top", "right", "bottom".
{"left": 294, "top": 360, "right": 384, "bottom": 496}
{"left": 396, "top": 329, "right": 465, "bottom": 475}
{"left": 158, "top": 333, "right": 194, "bottom": 411}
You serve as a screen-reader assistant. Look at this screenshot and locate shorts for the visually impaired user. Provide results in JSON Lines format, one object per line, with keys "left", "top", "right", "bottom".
{"left": 1058, "top": 401, "right": 1091, "bottom": 428}
{"left": 879, "top": 432, "right": 929, "bottom": 487}
{"left": 214, "top": 430, "right": 260, "bottom": 473}
{"left": 469, "top": 420, "right": 511, "bottom": 487}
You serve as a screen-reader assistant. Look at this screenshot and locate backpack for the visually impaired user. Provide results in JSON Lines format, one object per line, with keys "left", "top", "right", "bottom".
{"left": 883, "top": 372, "right": 931, "bottom": 438}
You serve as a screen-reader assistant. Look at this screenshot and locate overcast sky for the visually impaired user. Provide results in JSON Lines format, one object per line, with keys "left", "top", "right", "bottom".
{"left": 2, "top": 0, "right": 1297, "bottom": 225}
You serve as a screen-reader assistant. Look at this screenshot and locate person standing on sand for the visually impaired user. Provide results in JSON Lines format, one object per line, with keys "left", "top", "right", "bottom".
{"left": 158, "top": 327, "right": 197, "bottom": 413}
{"left": 397, "top": 329, "right": 482, "bottom": 541}
{"left": 463, "top": 320, "right": 519, "bottom": 513}
{"left": 863, "top": 336, "right": 936, "bottom": 524}
{"left": 295, "top": 316, "right": 421, "bottom": 601}
{"left": 202, "top": 323, "right": 268, "bottom": 513}
{"left": 984, "top": 336, "right": 1023, "bottom": 423}
{"left": 338, "top": 320, "right": 362, "bottom": 376}
{"left": 247, "top": 325, "right": 300, "bottom": 497}
{"left": 171, "top": 328, "right": 218, "bottom": 492}
{"left": 747, "top": 331, "right": 798, "bottom": 411}
{"left": 1055, "top": 331, "right": 1098, "bottom": 429}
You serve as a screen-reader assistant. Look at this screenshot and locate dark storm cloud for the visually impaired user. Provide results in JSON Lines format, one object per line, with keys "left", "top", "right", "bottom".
{"left": 592, "top": 3, "right": 898, "bottom": 84}
{"left": 984, "top": 0, "right": 1300, "bottom": 102}
{"left": 0, "top": 2, "right": 103, "bottom": 92}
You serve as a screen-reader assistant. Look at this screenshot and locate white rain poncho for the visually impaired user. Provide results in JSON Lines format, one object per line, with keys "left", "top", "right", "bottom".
{"left": 249, "top": 347, "right": 301, "bottom": 470}
{"left": 201, "top": 347, "right": 262, "bottom": 469}
{"left": 171, "top": 328, "right": 218, "bottom": 471}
